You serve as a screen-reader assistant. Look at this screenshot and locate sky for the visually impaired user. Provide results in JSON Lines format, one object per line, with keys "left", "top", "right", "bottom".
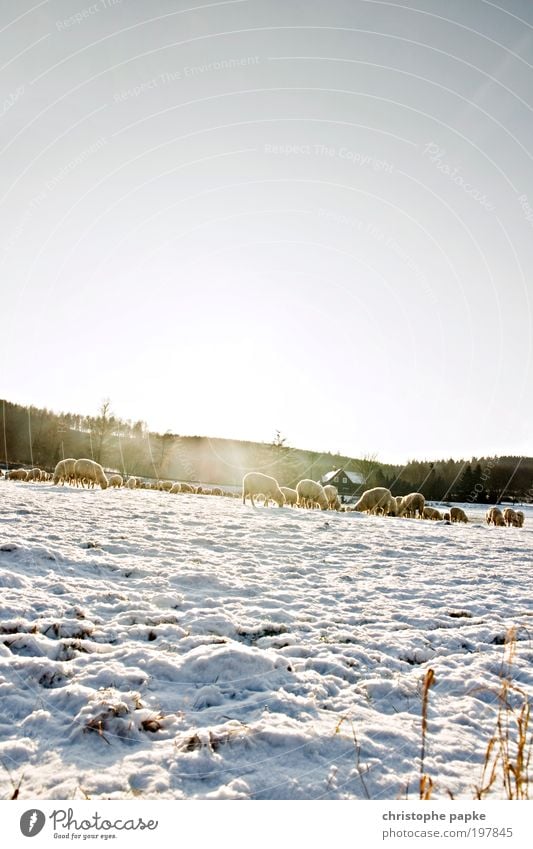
{"left": 1, "top": 0, "right": 533, "bottom": 464}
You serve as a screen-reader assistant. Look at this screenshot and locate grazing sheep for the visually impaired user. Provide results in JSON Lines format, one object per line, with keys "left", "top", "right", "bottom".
{"left": 243, "top": 472, "right": 285, "bottom": 507}
{"left": 296, "top": 479, "right": 329, "bottom": 510}
{"left": 179, "top": 482, "right": 195, "bottom": 493}
{"left": 450, "top": 506, "right": 468, "bottom": 523}
{"left": 353, "top": 486, "right": 396, "bottom": 516}
{"left": 503, "top": 507, "right": 519, "bottom": 527}
{"left": 423, "top": 506, "right": 442, "bottom": 520}
{"left": 515, "top": 510, "right": 525, "bottom": 528}
{"left": 125, "top": 476, "right": 138, "bottom": 489}
{"left": 211, "top": 487, "right": 223, "bottom": 497}
{"left": 443, "top": 512, "right": 451, "bottom": 522}
{"left": 158, "top": 480, "right": 173, "bottom": 492}
{"left": 280, "top": 486, "right": 298, "bottom": 507}
{"left": 74, "top": 459, "right": 108, "bottom": 490}
{"left": 395, "top": 495, "right": 403, "bottom": 510}
{"left": 323, "top": 484, "right": 341, "bottom": 510}
{"left": 25, "top": 468, "right": 42, "bottom": 482}
{"left": 398, "top": 492, "right": 425, "bottom": 519}
{"left": 108, "top": 474, "right": 123, "bottom": 488}
{"left": 486, "top": 507, "right": 505, "bottom": 526}
{"left": 52, "top": 458, "right": 77, "bottom": 485}
{"left": 8, "top": 468, "right": 28, "bottom": 481}
{"left": 170, "top": 482, "right": 181, "bottom": 494}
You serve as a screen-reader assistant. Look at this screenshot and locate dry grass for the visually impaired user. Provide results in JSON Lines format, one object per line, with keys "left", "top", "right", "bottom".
{"left": 419, "top": 668, "right": 435, "bottom": 799}
{"left": 474, "top": 628, "right": 531, "bottom": 800}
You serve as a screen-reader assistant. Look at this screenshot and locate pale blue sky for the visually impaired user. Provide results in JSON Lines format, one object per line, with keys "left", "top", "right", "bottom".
{"left": 1, "top": 0, "right": 533, "bottom": 462}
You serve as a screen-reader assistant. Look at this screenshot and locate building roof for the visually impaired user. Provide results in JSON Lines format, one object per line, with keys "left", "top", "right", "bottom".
{"left": 321, "top": 468, "right": 365, "bottom": 485}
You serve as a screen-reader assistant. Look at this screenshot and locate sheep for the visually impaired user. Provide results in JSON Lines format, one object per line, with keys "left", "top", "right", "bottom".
{"left": 353, "top": 486, "right": 396, "bottom": 516}
{"left": 280, "top": 486, "right": 298, "bottom": 507}
{"left": 486, "top": 507, "right": 505, "bottom": 526}
{"left": 73, "top": 459, "right": 108, "bottom": 490}
{"left": 295, "top": 479, "right": 329, "bottom": 510}
{"left": 243, "top": 472, "right": 285, "bottom": 507}
{"left": 323, "top": 484, "right": 341, "bottom": 510}
{"left": 125, "top": 476, "right": 138, "bottom": 489}
{"left": 179, "top": 482, "right": 195, "bottom": 494}
{"left": 423, "top": 506, "right": 442, "bottom": 520}
{"left": 398, "top": 492, "right": 425, "bottom": 519}
{"left": 450, "top": 506, "right": 468, "bottom": 523}
{"left": 8, "top": 468, "right": 29, "bottom": 481}
{"left": 52, "top": 458, "right": 77, "bottom": 485}
{"left": 515, "top": 510, "right": 525, "bottom": 528}
{"left": 108, "top": 474, "right": 123, "bottom": 488}
{"left": 158, "top": 480, "right": 173, "bottom": 492}
{"left": 503, "top": 507, "right": 519, "bottom": 527}
{"left": 395, "top": 495, "right": 403, "bottom": 510}
{"left": 25, "top": 467, "right": 43, "bottom": 482}
{"left": 170, "top": 482, "right": 181, "bottom": 494}
{"left": 443, "top": 512, "right": 451, "bottom": 522}
{"left": 211, "top": 487, "right": 223, "bottom": 497}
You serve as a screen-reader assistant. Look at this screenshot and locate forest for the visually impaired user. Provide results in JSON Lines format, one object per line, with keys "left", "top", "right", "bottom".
{"left": 1, "top": 398, "right": 531, "bottom": 504}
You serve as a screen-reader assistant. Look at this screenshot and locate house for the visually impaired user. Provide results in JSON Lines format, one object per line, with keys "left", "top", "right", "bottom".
{"left": 320, "top": 468, "right": 365, "bottom": 500}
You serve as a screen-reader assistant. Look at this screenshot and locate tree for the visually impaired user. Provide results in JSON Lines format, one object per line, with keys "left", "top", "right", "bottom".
{"left": 89, "top": 399, "right": 115, "bottom": 465}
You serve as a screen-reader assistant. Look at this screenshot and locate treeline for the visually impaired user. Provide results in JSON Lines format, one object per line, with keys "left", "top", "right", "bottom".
{"left": 0, "top": 399, "right": 531, "bottom": 502}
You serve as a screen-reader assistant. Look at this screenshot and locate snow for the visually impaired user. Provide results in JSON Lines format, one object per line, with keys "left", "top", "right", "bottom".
{"left": 0, "top": 482, "right": 531, "bottom": 800}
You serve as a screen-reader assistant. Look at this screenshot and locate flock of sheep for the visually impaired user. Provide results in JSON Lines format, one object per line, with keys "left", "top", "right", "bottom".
{"left": 1, "top": 463, "right": 526, "bottom": 528}
{"left": 242, "top": 472, "right": 526, "bottom": 527}
{"left": 2, "top": 458, "right": 240, "bottom": 498}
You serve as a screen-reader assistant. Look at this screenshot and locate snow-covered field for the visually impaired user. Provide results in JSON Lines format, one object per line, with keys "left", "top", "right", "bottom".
{"left": 0, "top": 482, "right": 531, "bottom": 800}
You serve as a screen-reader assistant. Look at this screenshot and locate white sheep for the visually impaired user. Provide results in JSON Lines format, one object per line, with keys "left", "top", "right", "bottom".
{"left": 280, "top": 486, "right": 298, "bottom": 506}
{"left": 170, "top": 482, "right": 181, "bottom": 494}
{"left": 108, "top": 474, "right": 123, "bottom": 488}
{"left": 486, "top": 507, "right": 505, "bottom": 526}
{"left": 52, "top": 458, "right": 77, "bottom": 486}
{"left": 295, "top": 479, "right": 328, "bottom": 510}
{"left": 515, "top": 510, "right": 525, "bottom": 528}
{"left": 323, "top": 484, "right": 341, "bottom": 510}
{"left": 158, "top": 480, "right": 173, "bottom": 492}
{"left": 423, "top": 506, "right": 442, "bottom": 520}
{"left": 243, "top": 472, "right": 285, "bottom": 507}
{"left": 503, "top": 507, "right": 519, "bottom": 527}
{"left": 398, "top": 492, "right": 425, "bottom": 518}
{"left": 353, "top": 486, "right": 396, "bottom": 516}
{"left": 74, "top": 459, "right": 108, "bottom": 490}
{"left": 450, "top": 506, "right": 468, "bottom": 523}
{"left": 179, "top": 482, "right": 195, "bottom": 494}
{"left": 8, "top": 468, "right": 29, "bottom": 481}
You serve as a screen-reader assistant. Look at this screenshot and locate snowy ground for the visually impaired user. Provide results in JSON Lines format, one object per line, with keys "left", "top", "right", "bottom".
{"left": 0, "top": 482, "right": 531, "bottom": 800}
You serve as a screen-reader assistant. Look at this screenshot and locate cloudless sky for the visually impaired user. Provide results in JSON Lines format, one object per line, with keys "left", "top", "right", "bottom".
{"left": 1, "top": 0, "right": 533, "bottom": 463}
